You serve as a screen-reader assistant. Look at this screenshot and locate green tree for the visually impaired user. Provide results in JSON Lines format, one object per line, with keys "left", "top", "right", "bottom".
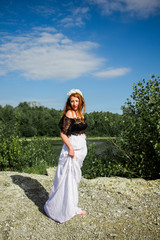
{"left": 121, "top": 75, "right": 160, "bottom": 179}
{"left": 85, "top": 111, "right": 122, "bottom": 137}
{"left": 16, "top": 102, "right": 61, "bottom": 137}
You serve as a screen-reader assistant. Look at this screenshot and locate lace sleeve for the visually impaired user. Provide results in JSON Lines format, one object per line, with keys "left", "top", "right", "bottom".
{"left": 58, "top": 115, "right": 72, "bottom": 135}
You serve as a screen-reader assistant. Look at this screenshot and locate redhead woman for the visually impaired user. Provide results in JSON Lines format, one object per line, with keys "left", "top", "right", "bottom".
{"left": 44, "top": 89, "right": 88, "bottom": 223}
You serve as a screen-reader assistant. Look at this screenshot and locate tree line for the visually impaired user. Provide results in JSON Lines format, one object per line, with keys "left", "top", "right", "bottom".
{"left": 0, "top": 102, "right": 122, "bottom": 138}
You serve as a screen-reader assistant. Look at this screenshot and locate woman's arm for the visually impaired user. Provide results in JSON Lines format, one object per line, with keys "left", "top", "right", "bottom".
{"left": 60, "top": 110, "right": 75, "bottom": 158}
{"left": 60, "top": 131, "right": 74, "bottom": 158}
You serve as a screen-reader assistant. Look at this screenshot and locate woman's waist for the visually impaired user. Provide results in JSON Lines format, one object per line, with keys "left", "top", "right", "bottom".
{"left": 70, "top": 132, "right": 86, "bottom": 136}
{"left": 68, "top": 134, "right": 86, "bottom": 148}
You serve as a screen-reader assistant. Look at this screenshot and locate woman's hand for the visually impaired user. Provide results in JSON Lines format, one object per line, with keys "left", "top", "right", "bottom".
{"left": 68, "top": 147, "right": 75, "bottom": 158}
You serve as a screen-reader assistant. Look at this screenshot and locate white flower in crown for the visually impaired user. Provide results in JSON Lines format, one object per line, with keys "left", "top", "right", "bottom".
{"left": 67, "top": 89, "right": 83, "bottom": 97}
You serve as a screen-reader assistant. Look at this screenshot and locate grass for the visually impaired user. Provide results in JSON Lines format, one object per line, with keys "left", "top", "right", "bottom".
{"left": 87, "top": 136, "right": 116, "bottom": 140}
{"left": 21, "top": 136, "right": 116, "bottom": 141}
{"left": 20, "top": 136, "right": 62, "bottom": 141}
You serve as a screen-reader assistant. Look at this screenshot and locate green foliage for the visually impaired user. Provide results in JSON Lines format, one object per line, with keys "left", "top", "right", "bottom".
{"left": 0, "top": 112, "right": 59, "bottom": 173}
{"left": 16, "top": 102, "right": 62, "bottom": 137}
{"left": 82, "top": 143, "right": 102, "bottom": 178}
{"left": 121, "top": 75, "right": 160, "bottom": 179}
{"left": 0, "top": 123, "right": 23, "bottom": 171}
{"left": 82, "top": 141, "right": 130, "bottom": 179}
{"left": 85, "top": 111, "right": 122, "bottom": 137}
{"left": 21, "top": 137, "right": 58, "bottom": 174}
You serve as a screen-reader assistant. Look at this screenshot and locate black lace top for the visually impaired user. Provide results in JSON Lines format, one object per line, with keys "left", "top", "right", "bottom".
{"left": 59, "top": 115, "right": 87, "bottom": 136}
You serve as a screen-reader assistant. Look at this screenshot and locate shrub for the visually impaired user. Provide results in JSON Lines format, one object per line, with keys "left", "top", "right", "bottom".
{"left": 120, "top": 75, "right": 160, "bottom": 179}
{"left": 82, "top": 141, "right": 131, "bottom": 179}
{"left": 0, "top": 128, "right": 23, "bottom": 171}
{"left": 21, "top": 137, "right": 58, "bottom": 174}
{"left": 0, "top": 121, "right": 59, "bottom": 174}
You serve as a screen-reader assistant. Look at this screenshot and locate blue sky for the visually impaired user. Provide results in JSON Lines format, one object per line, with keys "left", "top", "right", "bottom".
{"left": 0, "top": 0, "right": 160, "bottom": 113}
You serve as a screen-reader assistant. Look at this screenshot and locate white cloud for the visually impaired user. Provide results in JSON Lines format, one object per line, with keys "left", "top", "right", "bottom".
{"left": 59, "top": 7, "right": 90, "bottom": 27}
{"left": 0, "top": 28, "right": 103, "bottom": 81}
{"left": 72, "top": 7, "right": 89, "bottom": 15}
{"left": 32, "top": 27, "right": 57, "bottom": 33}
{"left": 88, "top": 0, "right": 160, "bottom": 18}
{"left": 93, "top": 67, "right": 131, "bottom": 78}
{"left": 33, "top": 5, "right": 55, "bottom": 17}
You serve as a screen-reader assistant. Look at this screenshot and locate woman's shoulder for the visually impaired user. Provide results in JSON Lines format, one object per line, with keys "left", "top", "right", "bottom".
{"left": 66, "top": 110, "right": 73, "bottom": 119}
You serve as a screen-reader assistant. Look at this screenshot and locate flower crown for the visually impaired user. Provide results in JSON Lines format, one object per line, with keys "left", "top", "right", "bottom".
{"left": 67, "top": 89, "right": 83, "bottom": 97}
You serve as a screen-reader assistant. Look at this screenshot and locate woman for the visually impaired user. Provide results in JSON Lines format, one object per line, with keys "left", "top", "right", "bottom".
{"left": 44, "top": 89, "right": 88, "bottom": 223}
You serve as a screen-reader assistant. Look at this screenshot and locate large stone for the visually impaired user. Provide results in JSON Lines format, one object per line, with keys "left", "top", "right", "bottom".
{"left": 0, "top": 170, "right": 159, "bottom": 240}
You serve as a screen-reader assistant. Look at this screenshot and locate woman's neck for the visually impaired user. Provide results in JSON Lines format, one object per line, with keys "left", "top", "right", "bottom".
{"left": 75, "top": 110, "right": 78, "bottom": 118}
{"left": 71, "top": 110, "right": 83, "bottom": 119}
{"left": 70, "top": 109, "right": 78, "bottom": 118}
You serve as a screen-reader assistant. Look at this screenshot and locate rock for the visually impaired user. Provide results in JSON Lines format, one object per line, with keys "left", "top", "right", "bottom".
{"left": 46, "top": 167, "right": 57, "bottom": 177}
{"left": 0, "top": 170, "right": 160, "bottom": 240}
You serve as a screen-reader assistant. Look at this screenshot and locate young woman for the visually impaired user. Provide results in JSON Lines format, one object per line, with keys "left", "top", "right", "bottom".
{"left": 44, "top": 89, "right": 88, "bottom": 223}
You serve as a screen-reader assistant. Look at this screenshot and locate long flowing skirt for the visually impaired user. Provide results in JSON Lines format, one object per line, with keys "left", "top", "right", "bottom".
{"left": 44, "top": 135, "right": 87, "bottom": 223}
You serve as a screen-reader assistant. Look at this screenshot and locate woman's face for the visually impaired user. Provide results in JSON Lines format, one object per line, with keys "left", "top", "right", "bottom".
{"left": 70, "top": 96, "right": 79, "bottom": 111}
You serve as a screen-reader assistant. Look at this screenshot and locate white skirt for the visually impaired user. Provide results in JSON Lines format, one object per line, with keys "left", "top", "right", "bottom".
{"left": 44, "top": 135, "right": 87, "bottom": 223}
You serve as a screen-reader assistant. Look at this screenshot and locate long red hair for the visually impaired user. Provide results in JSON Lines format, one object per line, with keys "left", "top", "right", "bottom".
{"left": 62, "top": 93, "right": 86, "bottom": 119}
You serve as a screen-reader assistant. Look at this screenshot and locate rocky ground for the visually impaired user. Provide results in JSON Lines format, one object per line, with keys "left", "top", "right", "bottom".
{"left": 0, "top": 168, "right": 160, "bottom": 240}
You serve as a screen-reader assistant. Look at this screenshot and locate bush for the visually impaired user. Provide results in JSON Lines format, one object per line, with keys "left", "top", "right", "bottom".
{"left": 120, "top": 75, "right": 160, "bottom": 179}
{"left": 82, "top": 141, "right": 131, "bottom": 179}
{"left": 0, "top": 134, "right": 23, "bottom": 171}
{"left": 0, "top": 121, "right": 59, "bottom": 174}
{"left": 21, "top": 137, "right": 58, "bottom": 174}
{"left": 0, "top": 121, "right": 23, "bottom": 171}
{"left": 82, "top": 143, "right": 103, "bottom": 179}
